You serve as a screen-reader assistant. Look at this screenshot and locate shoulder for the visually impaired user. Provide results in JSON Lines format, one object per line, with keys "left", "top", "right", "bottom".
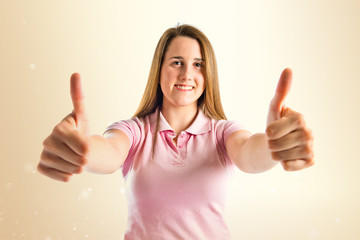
{"left": 106, "top": 112, "right": 155, "bottom": 133}
{"left": 104, "top": 114, "right": 156, "bottom": 150}
{"left": 106, "top": 117, "right": 142, "bottom": 132}
{"left": 211, "top": 118, "right": 245, "bottom": 134}
{"left": 211, "top": 119, "right": 250, "bottom": 148}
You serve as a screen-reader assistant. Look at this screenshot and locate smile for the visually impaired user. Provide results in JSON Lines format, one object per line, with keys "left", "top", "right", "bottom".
{"left": 174, "top": 84, "right": 194, "bottom": 91}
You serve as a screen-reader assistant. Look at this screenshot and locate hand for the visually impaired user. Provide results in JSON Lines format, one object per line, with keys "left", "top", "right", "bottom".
{"left": 38, "top": 73, "right": 91, "bottom": 182}
{"left": 266, "top": 68, "right": 314, "bottom": 171}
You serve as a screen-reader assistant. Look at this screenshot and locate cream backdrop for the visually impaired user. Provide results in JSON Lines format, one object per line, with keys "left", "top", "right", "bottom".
{"left": 1, "top": 0, "right": 360, "bottom": 239}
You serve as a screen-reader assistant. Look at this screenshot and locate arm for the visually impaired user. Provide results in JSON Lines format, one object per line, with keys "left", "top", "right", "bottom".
{"left": 39, "top": 127, "right": 130, "bottom": 181}
{"left": 38, "top": 73, "right": 130, "bottom": 182}
{"left": 226, "top": 131, "right": 278, "bottom": 173}
{"left": 226, "top": 69, "right": 314, "bottom": 173}
{"left": 85, "top": 130, "right": 130, "bottom": 174}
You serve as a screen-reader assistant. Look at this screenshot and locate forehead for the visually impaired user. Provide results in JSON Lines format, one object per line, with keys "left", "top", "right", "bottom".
{"left": 165, "top": 36, "right": 202, "bottom": 58}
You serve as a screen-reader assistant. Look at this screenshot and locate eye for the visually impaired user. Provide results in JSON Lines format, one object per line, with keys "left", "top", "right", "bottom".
{"left": 172, "top": 61, "right": 182, "bottom": 66}
{"left": 195, "top": 62, "right": 203, "bottom": 68}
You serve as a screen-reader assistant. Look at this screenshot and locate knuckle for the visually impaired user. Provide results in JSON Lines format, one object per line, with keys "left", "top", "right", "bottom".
{"left": 37, "top": 163, "right": 45, "bottom": 174}
{"left": 42, "top": 137, "right": 51, "bottom": 148}
{"left": 283, "top": 166, "right": 293, "bottom": 172}
{"left": 294, "top": 114, "right": 305, "bottom": 127}
{"left": 40, "top": 152, "right": 58, "bottom": 168}
{"left": 302, "top": 128, "right": 313, "bottom": 140}
{"left": 271, "top": 151, "right": 282, "bottom": 161}
{"left": 63, "top": 114, "right": 75, "bottom": 124}
{"left": 40, "top": 151, "right": 47, "bottom": 161}
{"left": 282, "top": 160, "right": 304, "bottom": 172}
{"left": 78, "top": 155, "right": 89, "bottom": 166}
{"left": 74, "top": 166, "right": 84, "bottom": 174}
{"left": 297, "top": 129, "right": 313, "bottom": 145}
{"left": 62, "top": 175, "right": 72, "bottom": 182}
{"left": 52, "top": 123, "right": 66, "bottom": 137}
{"left": 42, "top": 138, "right": 57, "bottom": 153}
{"left": 266, "top": 126, "right": 273, "bottom": 138}
{"left": 80, "top": 142, "right": 90, "bottom": 155}
{"left": 281, "top": 161, "right": 293, "bottom": 171}
{"left": 310, "top": 129, "right": 314, "bottom": 140}
{"left": 40, "top": 152, "right": 51, "bottom": 166}
{"left": 308, "top": 148, "right": 315, "bottom": 159}
{"left": 267, "top": 140, "right": 277, "bottom": 150}
{"left": 37, "top": 163, "right": 52, "bottom": 177}
{"left": 307, "top": 158, "right": 315, "bottom": 167}
{"left": 301, "top": 142, "right": 313, "bottom": 157}
{"left": 266, "top": 126, "right": 279, "bottom": 139}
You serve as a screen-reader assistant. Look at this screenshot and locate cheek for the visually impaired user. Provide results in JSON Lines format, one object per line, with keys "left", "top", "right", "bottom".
{"left": 160, "top": 69, "right": 176, "bottom": 85}
{"left": 159, "top": 71, "right": 173, "bottom": 95}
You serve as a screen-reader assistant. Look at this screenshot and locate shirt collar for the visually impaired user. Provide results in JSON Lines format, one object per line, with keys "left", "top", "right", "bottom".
{"left": 149, "top": 108, "right": 211, "bottom": 135}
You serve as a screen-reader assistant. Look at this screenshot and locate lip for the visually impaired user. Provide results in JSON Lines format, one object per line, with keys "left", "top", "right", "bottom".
{"left": 174, "top": 84, "right": 195, "bottom": 91}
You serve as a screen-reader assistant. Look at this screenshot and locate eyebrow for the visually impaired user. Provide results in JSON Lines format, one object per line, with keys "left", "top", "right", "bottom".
{"left": 169, "top": 56, "right": 204, "bottom": 61}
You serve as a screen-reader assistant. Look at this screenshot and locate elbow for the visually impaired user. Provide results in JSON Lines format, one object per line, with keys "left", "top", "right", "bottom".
{"left": 239, "top": 167, "right": 270, "bottom": 174}
{"left": 84, "top": 162, "right": 120, "bottom": 174}
{"left": 233, "top": 157, "right": 278, "bottom": 174}
{"left": 235, "top": 163, "right": 266, "bottom": 174}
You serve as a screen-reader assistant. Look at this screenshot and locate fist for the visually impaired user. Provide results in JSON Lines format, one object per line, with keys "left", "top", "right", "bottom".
{"left": 266, "top": 69, "right": 314, "bottom": 171}
{"left": 37, "top": 73, "right": 91, "bottom": 182}
{"left": 266, "top": 108, "right": 314, "bottom": 171}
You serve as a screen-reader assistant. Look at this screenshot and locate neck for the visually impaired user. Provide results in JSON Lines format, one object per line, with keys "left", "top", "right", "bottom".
{"left": 161, "top": 103, "right": 198, "bottom": 134}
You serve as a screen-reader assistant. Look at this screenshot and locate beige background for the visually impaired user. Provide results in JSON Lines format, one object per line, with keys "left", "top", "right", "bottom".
{"left": 1, "top": 0, "right": 360, "bottom": 239}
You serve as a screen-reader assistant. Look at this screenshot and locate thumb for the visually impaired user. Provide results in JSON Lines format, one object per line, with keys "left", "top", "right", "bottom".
{"left": 70, "top": 73, "right": 89, "bottom": 134}
{"left": 272, "top": 68, "right": 292, "bottom": 110}
{"left": 267, "top": 68, "right": 293, "bottom": 125}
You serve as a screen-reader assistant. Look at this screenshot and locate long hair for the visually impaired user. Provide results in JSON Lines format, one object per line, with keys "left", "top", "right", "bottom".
{"left": 133, "top": 24, "right": 227, "bottom": 120}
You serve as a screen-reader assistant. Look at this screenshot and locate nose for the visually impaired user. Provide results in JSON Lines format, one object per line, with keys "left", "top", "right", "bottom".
{"left": 180, "top": 64, "right": 193, "bottom": 81}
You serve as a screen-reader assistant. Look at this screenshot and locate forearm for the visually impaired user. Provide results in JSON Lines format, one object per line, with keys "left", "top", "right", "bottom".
{"left": 234, "top": 133, "right": 278, "bottom": 173}
{"left": 85, "top": 135, "right": 124, "bottom": 174}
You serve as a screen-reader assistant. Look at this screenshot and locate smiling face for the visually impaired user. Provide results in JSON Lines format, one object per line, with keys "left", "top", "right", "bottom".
{"left": 160, "top": 36, "right": 205, "bottom": 110}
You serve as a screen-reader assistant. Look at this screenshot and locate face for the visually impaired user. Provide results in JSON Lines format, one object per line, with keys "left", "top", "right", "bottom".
{"left": 160, "top": 36, "right": 205, "bottom": 109}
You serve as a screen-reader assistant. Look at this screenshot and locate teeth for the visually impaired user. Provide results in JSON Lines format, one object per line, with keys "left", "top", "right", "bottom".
{"left": 175, "top": 85, "right": 193, "bottom": 90}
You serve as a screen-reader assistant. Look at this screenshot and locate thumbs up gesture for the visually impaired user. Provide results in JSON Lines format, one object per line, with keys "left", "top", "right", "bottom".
{"left": 38, "top": 73, "right": 91, "bottom": 182}
{"left": 266, "top": 69, "right": 314, "bottom": 171}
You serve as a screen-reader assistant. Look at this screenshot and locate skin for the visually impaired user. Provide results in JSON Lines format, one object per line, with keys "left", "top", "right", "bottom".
{"left": 226, "top": 69, "right": 314, "bottom": 173}
{"left": 159, "top": 36, "right": 205, "bottom": 142}
{"left": 37, "top": 36, "right": 314, "bottom": 182}
{"left": 38, "top": 75, "right": 130, "bottom": 181}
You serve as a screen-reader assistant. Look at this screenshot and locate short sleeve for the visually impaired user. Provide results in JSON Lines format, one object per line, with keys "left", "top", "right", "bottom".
{"left": 105, "top": 119, "right": 138, "bottom": 147}
{"left": 222, "top": 120, "right": 245, "bottom": 144}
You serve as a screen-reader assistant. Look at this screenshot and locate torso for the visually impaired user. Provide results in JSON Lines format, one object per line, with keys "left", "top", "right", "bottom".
{"left": 106, "top": 109, "right": 244, "bottom": 240}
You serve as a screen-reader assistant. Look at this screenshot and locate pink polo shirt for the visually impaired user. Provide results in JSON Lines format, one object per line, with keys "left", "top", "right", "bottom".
{"left": 106, "top": 109, "right": 244, "bottom": 240}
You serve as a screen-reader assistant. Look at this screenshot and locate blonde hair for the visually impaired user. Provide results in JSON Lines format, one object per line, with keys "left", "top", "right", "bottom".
{"left": 134, "top": 24, "right": 227, "bottom": 120}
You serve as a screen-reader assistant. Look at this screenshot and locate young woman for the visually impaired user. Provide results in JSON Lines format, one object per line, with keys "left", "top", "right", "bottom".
{"left": 38, "top": 24, "right": 314, "bottom": 239}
